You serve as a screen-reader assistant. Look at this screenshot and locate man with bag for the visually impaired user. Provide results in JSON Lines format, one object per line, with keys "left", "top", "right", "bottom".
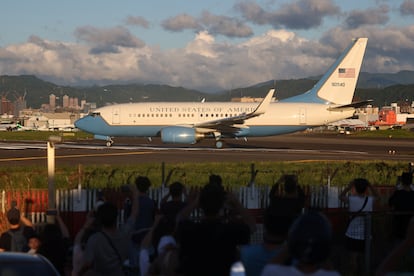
{"left": 0, "top": 201, "right": 35, "bottom": 252}
{"left": 339, "top": 178, "right": 378, "bottom": 274}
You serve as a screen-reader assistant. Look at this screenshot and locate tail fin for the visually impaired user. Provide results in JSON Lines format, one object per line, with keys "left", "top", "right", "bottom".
{"left": 285, "top": 38, "right": 368, "bottom": 105}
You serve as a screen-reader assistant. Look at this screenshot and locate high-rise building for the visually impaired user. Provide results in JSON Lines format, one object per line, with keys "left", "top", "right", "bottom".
{"left": 14, "top": 96, "right": 26, "bottom": 117}
{"left": 49, "top": 94, "right": 56, "bottom": 110}
{"left": 1, "top": 96, "right": 14, "bottom": 115}
{"left": 69, "top": 97, "right": 74, "bottom": 108}
{"left": 73, "top": 97, "right": 79, "bottom": 109}
{"left": 62, "top": 95, "right": 69, "bottom": 108}
{"left": 81, "top": 99, "right": 86, "bottom": 109}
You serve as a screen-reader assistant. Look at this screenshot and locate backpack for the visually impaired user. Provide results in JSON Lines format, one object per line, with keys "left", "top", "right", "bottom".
{"left": 8, "top": 227, "right": 27, "bottom": 252}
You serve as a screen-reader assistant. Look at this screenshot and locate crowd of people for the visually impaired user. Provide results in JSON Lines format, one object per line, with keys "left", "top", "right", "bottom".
{"left": 0, "top": 172, "right": 414, "bottom": 275}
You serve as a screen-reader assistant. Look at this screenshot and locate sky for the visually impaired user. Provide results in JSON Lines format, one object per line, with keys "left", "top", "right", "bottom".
{"left": 1, "top": 0, "right": 414, "bottom": 92}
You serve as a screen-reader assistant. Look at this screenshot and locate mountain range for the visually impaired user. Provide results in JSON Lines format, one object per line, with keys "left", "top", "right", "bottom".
{"left": 1, "top": 71, "right": 414, "bottom": 109}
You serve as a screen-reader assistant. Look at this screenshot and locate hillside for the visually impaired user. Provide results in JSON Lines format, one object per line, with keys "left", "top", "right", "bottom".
{"left": 1, "top": 71, "right": 414, "bottom": 108}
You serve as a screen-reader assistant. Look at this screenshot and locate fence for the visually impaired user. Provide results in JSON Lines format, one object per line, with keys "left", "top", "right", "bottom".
{"left": 0, "top": 185, "right": 404, "bottom": 273}
{"left": 0, "top": 185, "right": 395, "bottom": 232}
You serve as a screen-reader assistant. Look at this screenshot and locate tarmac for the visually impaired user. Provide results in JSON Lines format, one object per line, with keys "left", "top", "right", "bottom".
{"left": 0, "top": 132, "right": 413, "bottom": 166}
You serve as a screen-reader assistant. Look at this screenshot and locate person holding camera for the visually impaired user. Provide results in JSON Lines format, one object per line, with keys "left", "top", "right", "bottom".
{"left": 0, "top": 201, "right": 35, "bottom": 252}
{"left": 268, "top": 174, "right": 305, "bottom": 220}
{"left": 175, "top": 180, "right": 255, "bottom": 276}
{"left": 389, "top": 172, "right": 414, "bottom": 242}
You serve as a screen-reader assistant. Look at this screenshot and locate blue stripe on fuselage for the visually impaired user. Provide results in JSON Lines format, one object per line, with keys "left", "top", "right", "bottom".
{"left": 75, "top": 115, "right": 309, "bottom": 138}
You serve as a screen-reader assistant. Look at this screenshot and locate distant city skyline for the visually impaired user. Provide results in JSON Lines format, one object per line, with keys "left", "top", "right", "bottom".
{"left": 1, "top": 0, "right": 414, "bottom": 92}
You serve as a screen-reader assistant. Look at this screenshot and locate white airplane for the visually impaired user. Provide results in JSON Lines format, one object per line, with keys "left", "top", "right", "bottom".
{"left": 75, "top": 38, "right": 369, "bottom": 148}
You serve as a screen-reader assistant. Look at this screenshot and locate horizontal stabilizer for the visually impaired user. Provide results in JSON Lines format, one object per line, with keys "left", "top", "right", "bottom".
{"left": 327, "top": 100, "right": 373, "bottom": 111}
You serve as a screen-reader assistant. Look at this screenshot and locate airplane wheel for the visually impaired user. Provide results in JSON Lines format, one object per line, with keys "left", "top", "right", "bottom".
{"left": 215, "top": 140, "right": 223, "bottom": 149}
{"left": 106, "top": 141, "right": 113, "bottom": 147}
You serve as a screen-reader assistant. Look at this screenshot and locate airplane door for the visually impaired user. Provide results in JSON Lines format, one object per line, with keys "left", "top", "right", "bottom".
{"left": 299, "top": 108, "right": 306, "bottom": 124}
{"left": 112, "top": 108, "right": 120, "bottom": 124}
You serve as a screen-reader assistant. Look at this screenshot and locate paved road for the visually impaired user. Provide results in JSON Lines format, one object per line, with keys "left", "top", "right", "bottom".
{"left": 0, "top": 133, "right": 413, "bottom": 166}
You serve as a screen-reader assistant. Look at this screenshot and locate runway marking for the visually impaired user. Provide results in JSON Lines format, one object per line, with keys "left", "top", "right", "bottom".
{"left": 0, "top": 141, "right": 370, "bottom": 164}
{"left": 0, "top": 142, "right": 368, "bottom": 154}
{"left": 0, "top": 151, "right": 153, "bottom": 162}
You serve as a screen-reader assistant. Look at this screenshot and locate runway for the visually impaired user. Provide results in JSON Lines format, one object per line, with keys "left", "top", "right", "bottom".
{"left": 0, "top": 133, "right": 413, "bottom": 166}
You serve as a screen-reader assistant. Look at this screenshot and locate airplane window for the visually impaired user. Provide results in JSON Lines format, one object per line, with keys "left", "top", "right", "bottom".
{"left": 178, "top": 114, "right": 181, "bottom": 118}
{"left": 216, "top": 114, "right": 219, "bottom": 117}
{"left": 156, "top": 114, "right": 159, "bottom": 117}
{"left": 169, "top": 114, "right": 172, "bottom": 117}
{"left": 200, "top": 114, "right": 203, "bottom": 117}
{"left": 147, "top": 114, "right": 150, "bottom": 117}
{"left": 225, "top": 114, "right": 228, "bottom": 117}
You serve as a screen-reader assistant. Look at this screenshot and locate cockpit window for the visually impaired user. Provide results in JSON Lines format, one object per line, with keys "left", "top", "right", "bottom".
{"left": 90, "top": 112, "right": 101, "bottom": 117}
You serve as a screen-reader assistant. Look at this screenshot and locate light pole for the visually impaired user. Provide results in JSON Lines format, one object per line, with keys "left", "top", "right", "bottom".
{"left": 47, "top": 135, "right": 62, "bottom": 224}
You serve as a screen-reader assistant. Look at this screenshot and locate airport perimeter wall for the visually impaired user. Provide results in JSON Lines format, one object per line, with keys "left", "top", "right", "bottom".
{"left": 0, "top": 185, "right": 396, "bottom": 235}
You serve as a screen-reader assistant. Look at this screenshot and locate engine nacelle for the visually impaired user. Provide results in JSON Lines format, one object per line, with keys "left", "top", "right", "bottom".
{"left": 160, "top": 126, "right": 204, "bottom": 144}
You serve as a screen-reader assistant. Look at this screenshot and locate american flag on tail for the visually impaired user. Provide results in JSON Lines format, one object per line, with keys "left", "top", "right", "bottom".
{"left": 338, "top": 68, "right": 355, "bottom": 78}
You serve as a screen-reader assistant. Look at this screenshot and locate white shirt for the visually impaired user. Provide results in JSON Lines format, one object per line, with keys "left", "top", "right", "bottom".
{"left": 345, "top": 195, "right": 374, "bottom": 240}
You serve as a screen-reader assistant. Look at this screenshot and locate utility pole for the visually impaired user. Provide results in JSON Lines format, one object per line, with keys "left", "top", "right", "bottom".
{"left": 47, "top": 136, "right": 62, "bottom": 224}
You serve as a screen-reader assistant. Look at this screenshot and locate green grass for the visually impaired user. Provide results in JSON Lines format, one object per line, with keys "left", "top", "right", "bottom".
{"left": 0, "top": 160, "right": 409, "bottom": 190}
{"left": 0, "top": 130, "right": 93, "bottom": 141}
{"left": 352, "top": 129, "right": 414, "bottom": 138}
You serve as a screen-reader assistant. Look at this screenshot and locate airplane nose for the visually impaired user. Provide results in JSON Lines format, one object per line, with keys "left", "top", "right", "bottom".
{"left": 74, "top": 117, "right": 87, "bottom": 130}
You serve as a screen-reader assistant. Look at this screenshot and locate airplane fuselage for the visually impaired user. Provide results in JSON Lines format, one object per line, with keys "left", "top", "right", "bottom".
{"left": 76, "top": 101, "right": 354, "bottom": 138}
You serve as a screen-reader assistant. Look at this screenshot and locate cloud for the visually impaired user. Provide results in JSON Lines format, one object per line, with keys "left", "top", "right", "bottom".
{"left": 161, "top": 14, "right": 201, "bottom": 32}
{"left": 234, "top": 2, "right": 269, "bottom": 25}
{"left": 161, "top": 11, "right": 252, "bottom": 38}
{"left": 1, "top": 17, "right": 414, "bottom": 92}
{"left": 344, "top": 5, "right": 389, "bottom": 29}
{"left": 320, "top": 25, "right": 414, "bottom": 73}
{"left": 74, "top": 26, "right": 145, "bottom": 54}
{"left": 236, "top": 0, "right": 340, "bottom": 30}
{"left": 400, "top": 0, "right": 414, "bottom": 16}
{"left": 185, "top": 31, "right": 217, "bottom": 58}
{"left": 125, "top": 16, "right": 150, "bottom": 28}
{"left": 274, "top": 0, "right": 340, "bottom": 29}
{"left": 200, "top": 11, "right": 253, "bottom": 38}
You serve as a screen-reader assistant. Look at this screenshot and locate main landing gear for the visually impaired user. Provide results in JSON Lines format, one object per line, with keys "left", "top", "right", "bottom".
{"left": 94, "top": 135, "right": 114, "bottom": 147}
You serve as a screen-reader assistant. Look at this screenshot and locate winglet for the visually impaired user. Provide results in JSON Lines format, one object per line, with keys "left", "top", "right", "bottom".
{"left": 251, "top": 89, "right": 274, "bottom": 115}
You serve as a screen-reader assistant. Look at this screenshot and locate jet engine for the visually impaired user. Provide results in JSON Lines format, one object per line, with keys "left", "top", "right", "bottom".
{"left": 160, "top": 126, "right": 205, "bottom": 144}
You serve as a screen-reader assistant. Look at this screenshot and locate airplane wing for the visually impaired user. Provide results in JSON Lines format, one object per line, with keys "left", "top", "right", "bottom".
{"left": 327, "top": 100, "right": 373, "bottom": 111}
{"left": 193, "top": 89, "right": 274, "bottom": 135}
